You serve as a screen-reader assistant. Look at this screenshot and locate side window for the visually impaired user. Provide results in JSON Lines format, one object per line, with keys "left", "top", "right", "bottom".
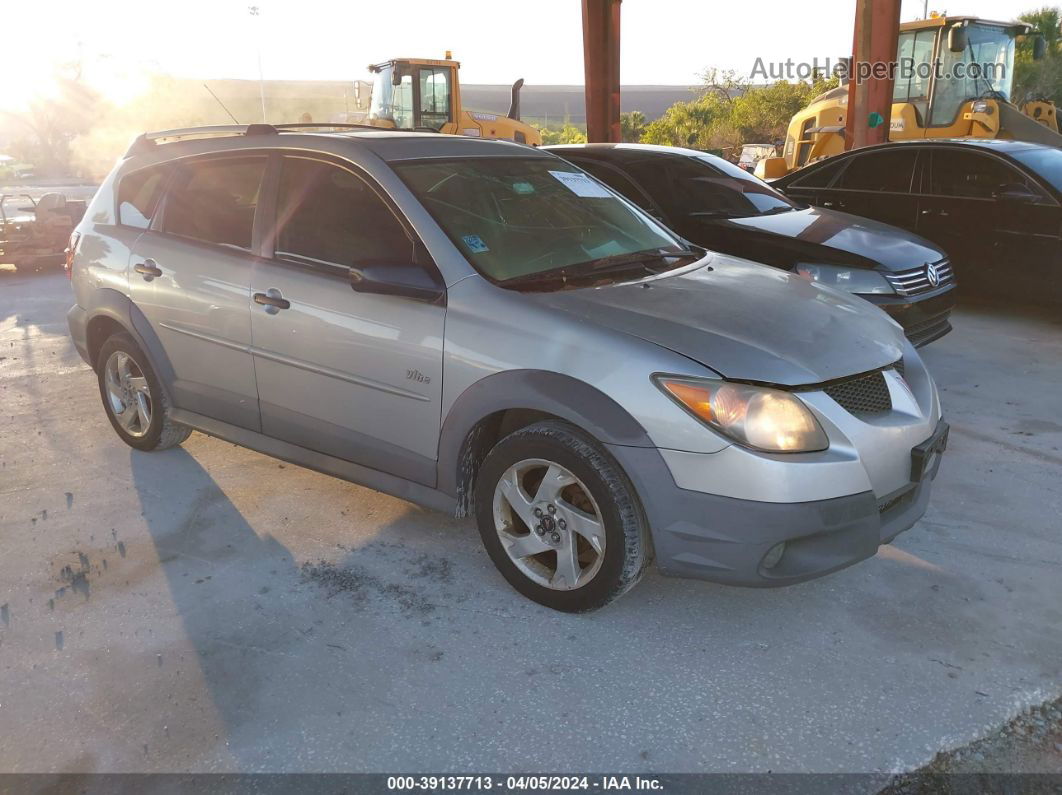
{"left": 893, "top": 29, "right": 935, "bottom": 121}
{"left": 275, "top": 157, "right": 412, "bottom": 267}
{"left": 418, "top": 67, "right": 452, "bottom": 131}
{"left": 835, "top": 149, "right": 918, "bottom": 193}
{"left": 117, "top": 165, "right": 169, "bottom": 229}
{"left": 928, "top": 150, "right": 1037, "bottom": 199}
{"left": 569, "top": 160, "right": 654, "bottom": 211}
{"left": 159, "top": 157, "right": 265, "bottom": 249}
{"left": 788, "top": 157, "right": 848, "bottom": 189}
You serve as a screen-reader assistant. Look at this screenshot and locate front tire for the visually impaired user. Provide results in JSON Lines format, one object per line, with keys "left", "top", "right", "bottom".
{"left": 96, "top": 333, "right": 190, "bottom": 452}
{"left": 474, "top": 420, "right": 651, "bottom": 612}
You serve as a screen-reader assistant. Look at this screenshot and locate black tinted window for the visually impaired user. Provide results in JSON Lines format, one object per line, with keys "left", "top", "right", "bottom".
{"left": 161, "top": 157, "right": 265, "bottom": 248}
{"left": 835, "top": 150, "right": 918, "bottom": 193}
{"left": 568, "top": 159, "right": 654, "bottom": 212}
{"left": 118, "top": 165, "right": 169, "bottom": 229}
{"left": 788, "top": 157, "right": 847, "bottom": 189}
{"left": 625, "top": 154, "right": 797, "bottom": 218}
{"left": 929, "top": 149, "right": 1030, "bottom": 199}
{"left": 275, "top": 157, "right": 411, "bottom": 267}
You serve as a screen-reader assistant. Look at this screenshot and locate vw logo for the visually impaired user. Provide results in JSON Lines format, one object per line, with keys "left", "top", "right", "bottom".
{"left": 925, "top": 262, "right": 940, "bottom": 288}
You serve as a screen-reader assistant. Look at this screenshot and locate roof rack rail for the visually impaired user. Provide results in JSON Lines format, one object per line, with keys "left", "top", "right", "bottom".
{"left": 123, "top": 124, "right": 279, "bottom": 157}
{"left": 123, "top": 121, "right": 435, "bottom": 158}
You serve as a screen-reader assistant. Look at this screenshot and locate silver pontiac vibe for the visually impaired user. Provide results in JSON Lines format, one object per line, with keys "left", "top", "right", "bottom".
{"left": 67, "top": 125, "right": 947, "bottom": 612}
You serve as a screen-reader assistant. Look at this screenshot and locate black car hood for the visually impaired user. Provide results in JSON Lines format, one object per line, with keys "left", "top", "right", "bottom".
{"left": 690, "top": 206, "right": 943, "bottom": 271}
{"left": 531, "top": 254, "right": 905, "bottom": 386}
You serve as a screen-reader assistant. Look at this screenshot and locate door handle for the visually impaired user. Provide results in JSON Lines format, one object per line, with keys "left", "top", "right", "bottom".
{"left": 253, "top": 290, "right": 291, "bottom": 313}
{"left": 821, "top": 200, "right": 835, "bottom": 207}
{"left": 133, "top": 259, "right": 162, "bottom": 280}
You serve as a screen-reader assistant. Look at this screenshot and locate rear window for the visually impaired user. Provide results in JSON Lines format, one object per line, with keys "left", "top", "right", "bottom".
{"left": 393, "top": 156, "right": 683, "bottom": 282}
{"left": 159, "top": 157, "right": 266, "bottom": 249}
{"left": 117, "top": 165, "right": 170, "bottom": 229}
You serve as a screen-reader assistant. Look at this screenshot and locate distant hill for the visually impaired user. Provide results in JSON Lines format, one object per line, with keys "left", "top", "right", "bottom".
{"left": 197, "top": 79, "right": 697, "bottom": 125}
{"left": 461, "top": 84, "right": 699, "bottom": 124}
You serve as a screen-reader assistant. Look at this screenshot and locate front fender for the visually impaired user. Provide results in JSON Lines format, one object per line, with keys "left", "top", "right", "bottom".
{"left": 436, "top": 369, "right": 654, "bottom": 498}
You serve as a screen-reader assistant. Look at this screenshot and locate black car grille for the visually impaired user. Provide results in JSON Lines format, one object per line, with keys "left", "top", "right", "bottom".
{"left": 824, "top": 369, "right": 893, "bottom": 414}
{"left": 884, "top": 258, "right": 954, "bottom": 297}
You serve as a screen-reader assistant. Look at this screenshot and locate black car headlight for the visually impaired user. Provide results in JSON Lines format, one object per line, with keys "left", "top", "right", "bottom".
{"left": 795, "top": 263, "right": 894, "bottom": 295}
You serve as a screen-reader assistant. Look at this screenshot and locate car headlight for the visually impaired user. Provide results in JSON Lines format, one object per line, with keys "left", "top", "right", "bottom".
{"left": 795, "top": 263, "right": 894, "bottom": 295}
{"left": 654, "top": 376, "right": 829, "bottom": 453}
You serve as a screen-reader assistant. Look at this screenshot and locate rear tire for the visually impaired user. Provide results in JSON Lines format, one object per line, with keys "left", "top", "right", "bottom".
{"left": 474, "top": 420, "right": 651, "bottom": 612}
{"left": 96, "top": 333, "right": 191, "bottom": 452}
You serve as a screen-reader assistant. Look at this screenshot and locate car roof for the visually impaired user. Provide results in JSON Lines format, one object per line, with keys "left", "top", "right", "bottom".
{"left": 125, "top": 126, "right": 551, "bottom": 165}
{"left": 829, "top": 138, "right": 1046, "bottom": 156}
{"left": 544, "top": 142, "right": 713, "bottom": 161}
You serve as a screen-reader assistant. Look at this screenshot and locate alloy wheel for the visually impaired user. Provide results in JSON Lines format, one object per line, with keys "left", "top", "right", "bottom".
{"left": 492, "top": 458, "right": 606, "bottom": 590}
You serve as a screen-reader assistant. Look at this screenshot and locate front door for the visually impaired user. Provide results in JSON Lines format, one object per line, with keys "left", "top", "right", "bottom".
{"left": 248, "top": 154, "right": 445, "bottom": 485}
{"left": 917, "top": 148, "right": 1053, "bottom": 296}
{"left": 128, "top": 155, "right": 265, "bottom": 431}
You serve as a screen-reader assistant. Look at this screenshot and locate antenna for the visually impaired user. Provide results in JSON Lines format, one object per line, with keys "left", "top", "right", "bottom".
{"left": 203, "top": 83, "right": 240, "bottom": 125}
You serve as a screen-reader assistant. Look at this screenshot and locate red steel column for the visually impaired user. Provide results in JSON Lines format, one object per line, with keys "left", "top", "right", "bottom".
{"left": 845, "top": 0, "right": 902, "bottom": 150}
{"left": 582, "top": 0, "right": 622, "bottom": 143}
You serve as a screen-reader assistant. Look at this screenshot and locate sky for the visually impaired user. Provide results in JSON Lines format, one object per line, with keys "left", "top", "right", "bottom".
{"left": 4, "top": 0, "right": 1046, "bottom": 108}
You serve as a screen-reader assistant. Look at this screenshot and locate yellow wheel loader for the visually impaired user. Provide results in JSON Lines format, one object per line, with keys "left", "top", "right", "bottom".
{"left": 757, "top": 16, "right": 1062, "bottom": 179}
{"left": 364, "top": 55, "right": 542, "bottom": 146}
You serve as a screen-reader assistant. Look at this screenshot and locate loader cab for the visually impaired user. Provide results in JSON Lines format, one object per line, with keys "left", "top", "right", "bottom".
{"left": 892, "top": 18, "right": 1023, "bottom": 131}
{"left": 367, "top": 58, "right": 458, "bottom": 133}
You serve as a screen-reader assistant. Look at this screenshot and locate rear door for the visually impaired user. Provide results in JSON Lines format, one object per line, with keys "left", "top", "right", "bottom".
{"left": 823, "top": 147, "right": 922, "bottom": 232}
{"left": 248, "top": 153, "right": 445, "bottom": 485}
{"left": 128, "top": 154, "right": 265, "bottom": 431}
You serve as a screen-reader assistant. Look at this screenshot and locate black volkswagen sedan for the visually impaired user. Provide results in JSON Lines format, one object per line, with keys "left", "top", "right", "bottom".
{"left": 548, "top": 143, "right": 956, "bottom": 346}
{"left": 772, "top": 139, "right": 1062, "bottom": 306}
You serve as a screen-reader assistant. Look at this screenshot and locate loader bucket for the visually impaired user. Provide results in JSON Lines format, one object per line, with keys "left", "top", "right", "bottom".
{"left": 997, "top": 102, "right": 1062, "bottom": 147}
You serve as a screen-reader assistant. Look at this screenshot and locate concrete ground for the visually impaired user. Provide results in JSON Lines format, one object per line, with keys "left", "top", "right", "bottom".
{"left": 0, "top": 270, "right": 1060, "bottom": 776}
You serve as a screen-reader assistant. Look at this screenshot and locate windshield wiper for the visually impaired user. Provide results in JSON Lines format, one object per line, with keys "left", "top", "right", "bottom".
{"left": 501, "top": 248, "right": 701, "bottom": 288}
{"left": 758, "top": 206, "right": 796, "bottom": 216}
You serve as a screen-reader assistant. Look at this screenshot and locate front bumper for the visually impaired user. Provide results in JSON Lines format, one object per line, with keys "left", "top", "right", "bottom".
{"left": 607, "top": 419, "right": 948, "bottom": 587}
{"left": 866, "top": 288, "right": 956, "bottom": 348}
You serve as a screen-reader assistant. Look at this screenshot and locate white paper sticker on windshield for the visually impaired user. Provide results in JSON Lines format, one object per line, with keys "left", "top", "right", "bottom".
{"left": 549, "top": 170, "right": 614, "bottom": 198}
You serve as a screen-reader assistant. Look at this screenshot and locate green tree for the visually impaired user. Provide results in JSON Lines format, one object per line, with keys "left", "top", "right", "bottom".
{"left": 534, "top": 120, "right": 588, "bottom": 145}
{"left": 641, "top": 69, "right": 835, "bottom": 152}
{"left": 620, "top": 111, "right": 647, "bottom": 142}
{"left": 1015, "top": 7, "right": 1062, "bottom": 104}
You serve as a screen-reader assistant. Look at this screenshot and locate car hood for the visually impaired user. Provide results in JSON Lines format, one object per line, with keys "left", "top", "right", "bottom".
{"left": 530, "top": 254, "right": 905, "bottom": 386}
{"left": 703, "top": 206, "right": 943, "bottom": 271}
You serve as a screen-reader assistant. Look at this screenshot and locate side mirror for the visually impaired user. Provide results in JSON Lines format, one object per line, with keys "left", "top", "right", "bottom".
{"left": 1033, "top": 35, "right": 1047, "bottom": 61}
{"left": 350, "top": 262, "right": 446, "bottom": 303}
{"left": 995, "top": 183, "right": 1040, "bottom": 204}
{"left": 948, "top": 26, "right": 968, "bottom": 53}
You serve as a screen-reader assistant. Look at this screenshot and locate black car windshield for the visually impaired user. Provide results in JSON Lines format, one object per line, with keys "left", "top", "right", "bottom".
{"left": 626, "top": 153, "right": 798, "bottom": 219}
{"left": 393, "top": 157, "right": 693, "bottom": 283}
{"left": 1011, "top": 147, "right": 1062, "bottom": 194}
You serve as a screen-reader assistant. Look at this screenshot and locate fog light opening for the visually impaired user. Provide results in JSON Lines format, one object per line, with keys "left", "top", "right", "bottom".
{"left": 761, "top": 542, "right": 787, "bottom": 571}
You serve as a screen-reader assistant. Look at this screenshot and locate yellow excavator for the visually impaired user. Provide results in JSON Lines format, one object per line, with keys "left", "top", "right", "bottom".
{"left": 757, "top": 15, "right": 1062, "bottom": 179}
{"left": 362, "top": 54, "right": 542, "bottom": 146}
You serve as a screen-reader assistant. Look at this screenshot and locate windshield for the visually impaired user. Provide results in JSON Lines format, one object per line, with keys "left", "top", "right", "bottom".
{"left": 394, "top": 157, "right": 694, "bottom": 284}
{"left": 931, "top": 23, "right": 1017, "bottom": 125}
{"left": 626, "top": 154, "right": 798, "bottom": 219}
{"left": 1011, "top": 148, "right": 1062, "bottom": 193}
{"left": 368, "top": 64, "right": 414, "bottom": 129}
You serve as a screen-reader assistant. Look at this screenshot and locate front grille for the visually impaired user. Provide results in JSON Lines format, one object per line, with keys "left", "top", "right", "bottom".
{"left": 884, "top": 258, "right": 954, "bottom": 297}
{"left": 824, "top": 369, "right": 892, "bottom": 414}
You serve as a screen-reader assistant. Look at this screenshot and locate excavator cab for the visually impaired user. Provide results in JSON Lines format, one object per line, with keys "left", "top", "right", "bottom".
{"left": 366, "top": 55, "right": 542, "bottom": 145}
